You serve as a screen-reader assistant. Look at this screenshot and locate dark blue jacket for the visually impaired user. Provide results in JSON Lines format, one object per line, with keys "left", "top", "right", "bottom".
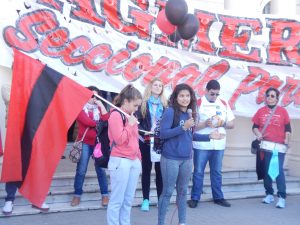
{"left": 160, "top": 107, "right": 210, "bottom": 160}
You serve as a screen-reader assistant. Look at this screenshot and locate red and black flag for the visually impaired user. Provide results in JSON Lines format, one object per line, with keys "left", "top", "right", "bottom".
{"left": 1, "top": 49, "right": 92, "bottom": 207}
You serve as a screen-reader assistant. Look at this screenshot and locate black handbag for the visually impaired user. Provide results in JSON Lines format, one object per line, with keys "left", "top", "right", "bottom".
{"left": 251, "top": 139, "right": 261, "bottom": 154}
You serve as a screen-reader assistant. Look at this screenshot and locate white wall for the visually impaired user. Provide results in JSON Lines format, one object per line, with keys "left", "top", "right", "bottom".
{"left": 0, "top": 66, "right": 12, "bottom": 143}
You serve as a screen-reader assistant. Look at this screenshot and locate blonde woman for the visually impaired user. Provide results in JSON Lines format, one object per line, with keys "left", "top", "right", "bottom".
{"left": 136, "top": 78, "right": 168, "bottom": 211}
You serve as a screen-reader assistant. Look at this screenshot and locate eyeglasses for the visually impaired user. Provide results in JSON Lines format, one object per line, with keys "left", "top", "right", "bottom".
{"left": 210, "top": 93, "right": 220, "bottom": 96}
{"left": 266, "top": 94, "right": 276, "bottom": 98}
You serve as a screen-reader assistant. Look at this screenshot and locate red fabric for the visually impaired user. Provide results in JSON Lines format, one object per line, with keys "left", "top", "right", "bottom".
{"left": 252, "top": 105, "right": 290, "bottom": 144}
{"left": 1, "top": 49, "right": 92, "bottom": 207}
{"left": 76, "top": 107, "right": 109, "bottom": 145}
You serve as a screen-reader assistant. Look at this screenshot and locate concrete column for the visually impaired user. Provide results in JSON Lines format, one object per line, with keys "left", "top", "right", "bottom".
{"left": 224, "top": 0, "right": 262, "bottom": 14}
{"left": 287, "top": 120, "right": 300, "bottom": 177}
{"left": 270, "top": 0, "right": 299, "bottom": 177}
{"left": 271, "top": 0, "right": 296, "bottom": 15}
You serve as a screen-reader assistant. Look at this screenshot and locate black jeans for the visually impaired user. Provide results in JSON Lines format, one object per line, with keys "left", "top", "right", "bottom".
{"left": 263, "top": 151, "right": 286, "bottom": 198}
{"left": 139, "top": 140, "right": 162, "bottom": 200}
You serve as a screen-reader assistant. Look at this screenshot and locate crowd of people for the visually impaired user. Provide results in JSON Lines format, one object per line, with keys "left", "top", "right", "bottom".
{"left": 1, "top": 79, "right": 292, "bottom": 225}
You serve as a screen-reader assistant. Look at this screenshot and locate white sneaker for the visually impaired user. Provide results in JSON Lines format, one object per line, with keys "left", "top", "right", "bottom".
{"left": 32, "top": 202, "right": 50, "bottom": 212}
{"left": 262, "top": 195, "right": 274, "bottom": 204}
{"left": 2, "top": 201, "right": 13, "bottom": 215}
{"left": 276, "top": 197, "right": 286, "bottom": 208}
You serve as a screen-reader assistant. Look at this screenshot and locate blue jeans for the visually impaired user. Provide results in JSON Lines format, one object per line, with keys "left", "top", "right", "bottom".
{"left": 5, "top": 182, "right": 18, "bottom": 202}
{"left": 158, "top": 156, "right": 192, "bottom": 225}
{"left": 263, "top": 151, "right": 286, "bottom": 198}
{"left": 74, "top": 143, "right": 108, "bottom": 196}
{"left": 191, "top": 149, "right": 224, "bottom": 201}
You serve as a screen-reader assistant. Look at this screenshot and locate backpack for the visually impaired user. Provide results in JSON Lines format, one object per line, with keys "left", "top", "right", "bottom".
{"left": 153, "top": 109, "right": 176, "bottom": 154}
{"left": 94, "top": 109, "right": 126, "bottom": 168}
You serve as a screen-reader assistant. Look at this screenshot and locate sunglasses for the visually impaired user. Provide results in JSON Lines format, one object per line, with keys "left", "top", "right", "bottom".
{"left": 210, "top": 93, "right": 220, "bottom": 96}
{"left": 266, "top": 94, "right": 276, "bottom": 98}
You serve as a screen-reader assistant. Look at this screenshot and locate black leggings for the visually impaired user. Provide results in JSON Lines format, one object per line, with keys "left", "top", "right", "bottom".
{"left": 139, "top": 140, "right": 163, "bottom": 200}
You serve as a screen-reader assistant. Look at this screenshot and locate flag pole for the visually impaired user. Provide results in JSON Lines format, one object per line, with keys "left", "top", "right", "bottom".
{"left": 93, "top": 93, "right": 140, "bottom": 125}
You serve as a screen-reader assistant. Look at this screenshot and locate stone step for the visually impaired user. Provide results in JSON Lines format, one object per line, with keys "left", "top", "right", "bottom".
{"left": 1, "top": 166, "right": 298, "bottom": 217}
{"left": 2, "top": 188, "right": 300, "bottom": 217}
{"left": 1, "top": 173, "right": 299, "bottom": 205}
{"left": 0, "top": 167, "right": 293, "bottom": 194}
{"left": 0, "top": 167, "right": 276, "bottom": 191}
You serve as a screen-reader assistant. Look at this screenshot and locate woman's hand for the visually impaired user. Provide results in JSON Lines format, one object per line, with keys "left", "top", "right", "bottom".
{"left": 95, "top": 99, "right": 104, "bottom": 107}
{"left": 95, "top": 99, "right": 108, "bottom": 114}
{"left": 128, "top": 112, "right": 138, "bottom": 126}
{"left": 183, "top": 118, "right": 195, "bottom": 130}
{"left": 205, "top": 118, "right": 213, "bottom": 128}
{"left": 256, "top": 132, "right": 263, "bottom": 140}
{"left": 209, "top": 130, "right": 225, "bottom": 140}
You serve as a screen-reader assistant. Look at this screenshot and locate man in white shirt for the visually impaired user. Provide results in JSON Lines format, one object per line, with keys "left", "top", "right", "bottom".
{"left": 188, "top": 80, "right": 235, "bottom": 208}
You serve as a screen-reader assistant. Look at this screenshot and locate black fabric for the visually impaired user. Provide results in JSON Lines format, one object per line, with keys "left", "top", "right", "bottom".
{"left": 96, "top": 119, "right": 108, "bottom": 136}
{"left": 19, "top": 66, "right": 62, "bottom": 186}
{"left": 153, "top": 109, "right": 177, "bottom": 154}
{"left": 285, "top": 123, "right": 292, "bottom": 132}
{"left": 94, "top": 109, "right": 126, "bottom": 168}
{"left": 267, "top": 105, "right": 276, "bottom": 109}
{"left": 256, "top": 149, "right": 265, "bottom": 180}
{"left": 139, "top": 140, "right": 162, "bottom": 200}
{"left": 136, "top": 105, "right": 152, "bottom": 137}
{"left": 251, "top": 139, "right": 261, "bottom": 154}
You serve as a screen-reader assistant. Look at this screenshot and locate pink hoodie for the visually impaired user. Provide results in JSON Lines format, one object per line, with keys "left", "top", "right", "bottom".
{"left": 108, "top": 110, "right": 141, "bottom": 160}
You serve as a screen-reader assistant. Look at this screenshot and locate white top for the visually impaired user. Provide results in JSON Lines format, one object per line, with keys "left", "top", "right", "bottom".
{"left": 193, "top": 96, "right": 235, "bottom": 150}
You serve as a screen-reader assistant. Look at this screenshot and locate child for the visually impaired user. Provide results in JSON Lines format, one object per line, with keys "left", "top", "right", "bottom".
{"left": 158, "top": 83, "right": 224, "bottom": 225}
{"left": 107, "top": 84, "right": 142, "bottom": 225}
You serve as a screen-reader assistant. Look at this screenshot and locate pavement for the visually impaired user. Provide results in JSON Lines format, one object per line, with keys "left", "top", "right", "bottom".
{"left": 1, "top": 195, "right": 300, "bottom": 225}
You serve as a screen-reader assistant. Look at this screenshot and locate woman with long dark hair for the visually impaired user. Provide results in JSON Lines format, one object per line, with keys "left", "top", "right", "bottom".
{"left": 158, "top": 83, "right": 224, "bottom": 225}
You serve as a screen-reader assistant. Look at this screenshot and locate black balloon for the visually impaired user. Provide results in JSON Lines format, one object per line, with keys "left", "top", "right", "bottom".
{"left": 168, "top": 30, "right": 182, "bottom": 43}
{"left": 178, "top": 14, "right": 200, "bottom": 40}
{"left": 165, "top": 0, "right": 188, "bottom": 25}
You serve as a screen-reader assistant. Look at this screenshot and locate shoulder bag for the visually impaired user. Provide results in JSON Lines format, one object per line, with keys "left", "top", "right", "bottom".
{"left": 251, "top": 106, "right": 277, "bottom": 154}
{"left": 69, "top": 128, "right": 89, "bottom": 163}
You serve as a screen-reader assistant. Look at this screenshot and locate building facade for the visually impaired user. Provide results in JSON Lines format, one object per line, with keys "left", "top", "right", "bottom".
{"left": 0, "top": 0, "right": 299, "bottom": 176}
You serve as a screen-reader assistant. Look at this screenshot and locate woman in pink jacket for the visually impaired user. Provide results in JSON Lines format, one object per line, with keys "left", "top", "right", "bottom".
{"left": 106, "top": 85, "right": 142, "bottom": 225}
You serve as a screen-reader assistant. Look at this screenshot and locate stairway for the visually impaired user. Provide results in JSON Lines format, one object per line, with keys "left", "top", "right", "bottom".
{"left": 1, "top": 154, "right": 300, "bottom": 217}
